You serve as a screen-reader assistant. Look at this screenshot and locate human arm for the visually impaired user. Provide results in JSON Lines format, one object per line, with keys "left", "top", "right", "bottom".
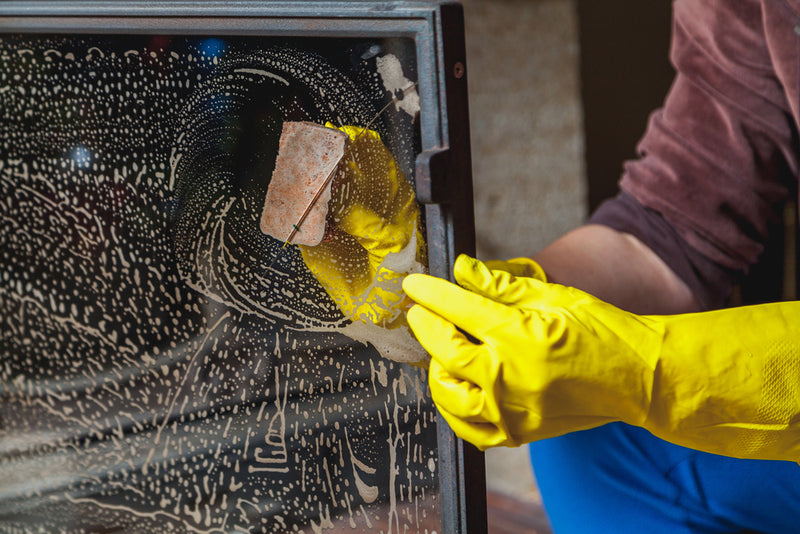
{"left": 499, "top": 0, "right": 800, "bottom": 316}
{"left": 539, "top": 0, "right": 799, "bottom": 315}
{"left": 404, "top": 255, "right": 800, "bottom": 461}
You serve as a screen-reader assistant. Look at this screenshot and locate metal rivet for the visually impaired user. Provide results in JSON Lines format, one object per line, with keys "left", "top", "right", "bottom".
{"left": 453, "top": 61, "right": 465, "bottom": 79}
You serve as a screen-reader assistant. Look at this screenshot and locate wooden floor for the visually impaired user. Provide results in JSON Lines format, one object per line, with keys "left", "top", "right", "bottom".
{"left": 487, "top": 491, "right": 553, "bottom": 534}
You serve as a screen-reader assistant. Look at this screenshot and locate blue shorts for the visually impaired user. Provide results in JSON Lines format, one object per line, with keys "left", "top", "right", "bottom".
{"left": 528, "top": 422, "right": 800, "bottom": 533}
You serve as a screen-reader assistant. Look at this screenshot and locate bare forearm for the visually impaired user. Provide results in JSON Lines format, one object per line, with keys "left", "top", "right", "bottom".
{"left": 533, "top": 224, "right": 700, "bottom": 315}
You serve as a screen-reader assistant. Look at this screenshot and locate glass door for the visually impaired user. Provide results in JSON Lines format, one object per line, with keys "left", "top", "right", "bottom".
{"left": 0, "top": 3, "right": 482, "bottom": 532}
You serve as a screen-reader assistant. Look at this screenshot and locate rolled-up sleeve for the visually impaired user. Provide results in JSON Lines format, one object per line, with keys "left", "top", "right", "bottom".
{"left": 592, "top": 0, "right": 800, "bottom": 309}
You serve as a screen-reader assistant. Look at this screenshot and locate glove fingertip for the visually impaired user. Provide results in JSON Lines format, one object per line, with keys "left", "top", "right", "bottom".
{"left": 402, "top": 273, "right": 435, "bottom": 302}
{"left": 453, "top": 254, "right": 498, "bottom": 295}
{"left": 453, "top": 253, "right": 481, "bottom": 276}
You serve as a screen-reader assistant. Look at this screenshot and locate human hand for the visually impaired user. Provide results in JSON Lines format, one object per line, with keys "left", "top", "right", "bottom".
{"left": 299, "top": 124, "right": 425, "bottom": 327}
{"left": 403, "top": 254, "right": 659, "bottom": 449}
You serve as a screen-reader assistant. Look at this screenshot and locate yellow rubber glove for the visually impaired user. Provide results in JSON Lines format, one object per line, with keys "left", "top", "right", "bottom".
{"left": 299, "top": 124, "right": 425, "bottom": 327}
{"left": 403, "top": 254, "right": 800, "bottom": 461}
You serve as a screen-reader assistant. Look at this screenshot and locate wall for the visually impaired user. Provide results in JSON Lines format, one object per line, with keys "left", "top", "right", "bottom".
{"left": 460, "top": 0, "right": 585, "bottom": 508}
{"left": 463, "top": 0, "right": 586, "bottom": 263}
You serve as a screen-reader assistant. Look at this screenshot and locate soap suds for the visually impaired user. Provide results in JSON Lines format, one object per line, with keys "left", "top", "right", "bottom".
{"left": 376, "top": 54, "right": 420, "bottom": 118}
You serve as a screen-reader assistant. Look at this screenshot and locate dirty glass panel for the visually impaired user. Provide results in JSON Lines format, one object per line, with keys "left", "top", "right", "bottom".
{"left": 0, "top": 34, "right": 439, "bottom": 533}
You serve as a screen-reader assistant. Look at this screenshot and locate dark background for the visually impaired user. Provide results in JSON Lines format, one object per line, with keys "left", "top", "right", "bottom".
{"left": 577, "top": 0, "right": 674, "bottom": 212}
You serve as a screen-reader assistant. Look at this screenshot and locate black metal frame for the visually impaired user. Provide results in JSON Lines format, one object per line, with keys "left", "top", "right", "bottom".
{"left": 0, "top": 2, "right": 484, "bottom": 532}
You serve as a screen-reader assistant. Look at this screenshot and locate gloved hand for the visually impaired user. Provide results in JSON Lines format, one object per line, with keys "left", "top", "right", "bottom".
{"left": 403, "top": 254, "right": 800, "bottom": 461}
{"left": 299, "top": 124, "right": 425, "bottom": 327}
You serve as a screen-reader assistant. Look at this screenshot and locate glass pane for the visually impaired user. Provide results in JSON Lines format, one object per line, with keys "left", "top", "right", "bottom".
{"left": 0, "top": 33, "right": 439, "bottom": 533}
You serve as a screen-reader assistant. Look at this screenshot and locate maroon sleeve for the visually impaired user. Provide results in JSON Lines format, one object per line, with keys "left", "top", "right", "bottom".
{"left": 604, "top": 0, "right": 799, "bottom": 305}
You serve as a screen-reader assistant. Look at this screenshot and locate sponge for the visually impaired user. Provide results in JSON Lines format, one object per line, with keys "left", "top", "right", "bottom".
{"left": 260, "top": 121, "right": 348, "bottom": 246}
